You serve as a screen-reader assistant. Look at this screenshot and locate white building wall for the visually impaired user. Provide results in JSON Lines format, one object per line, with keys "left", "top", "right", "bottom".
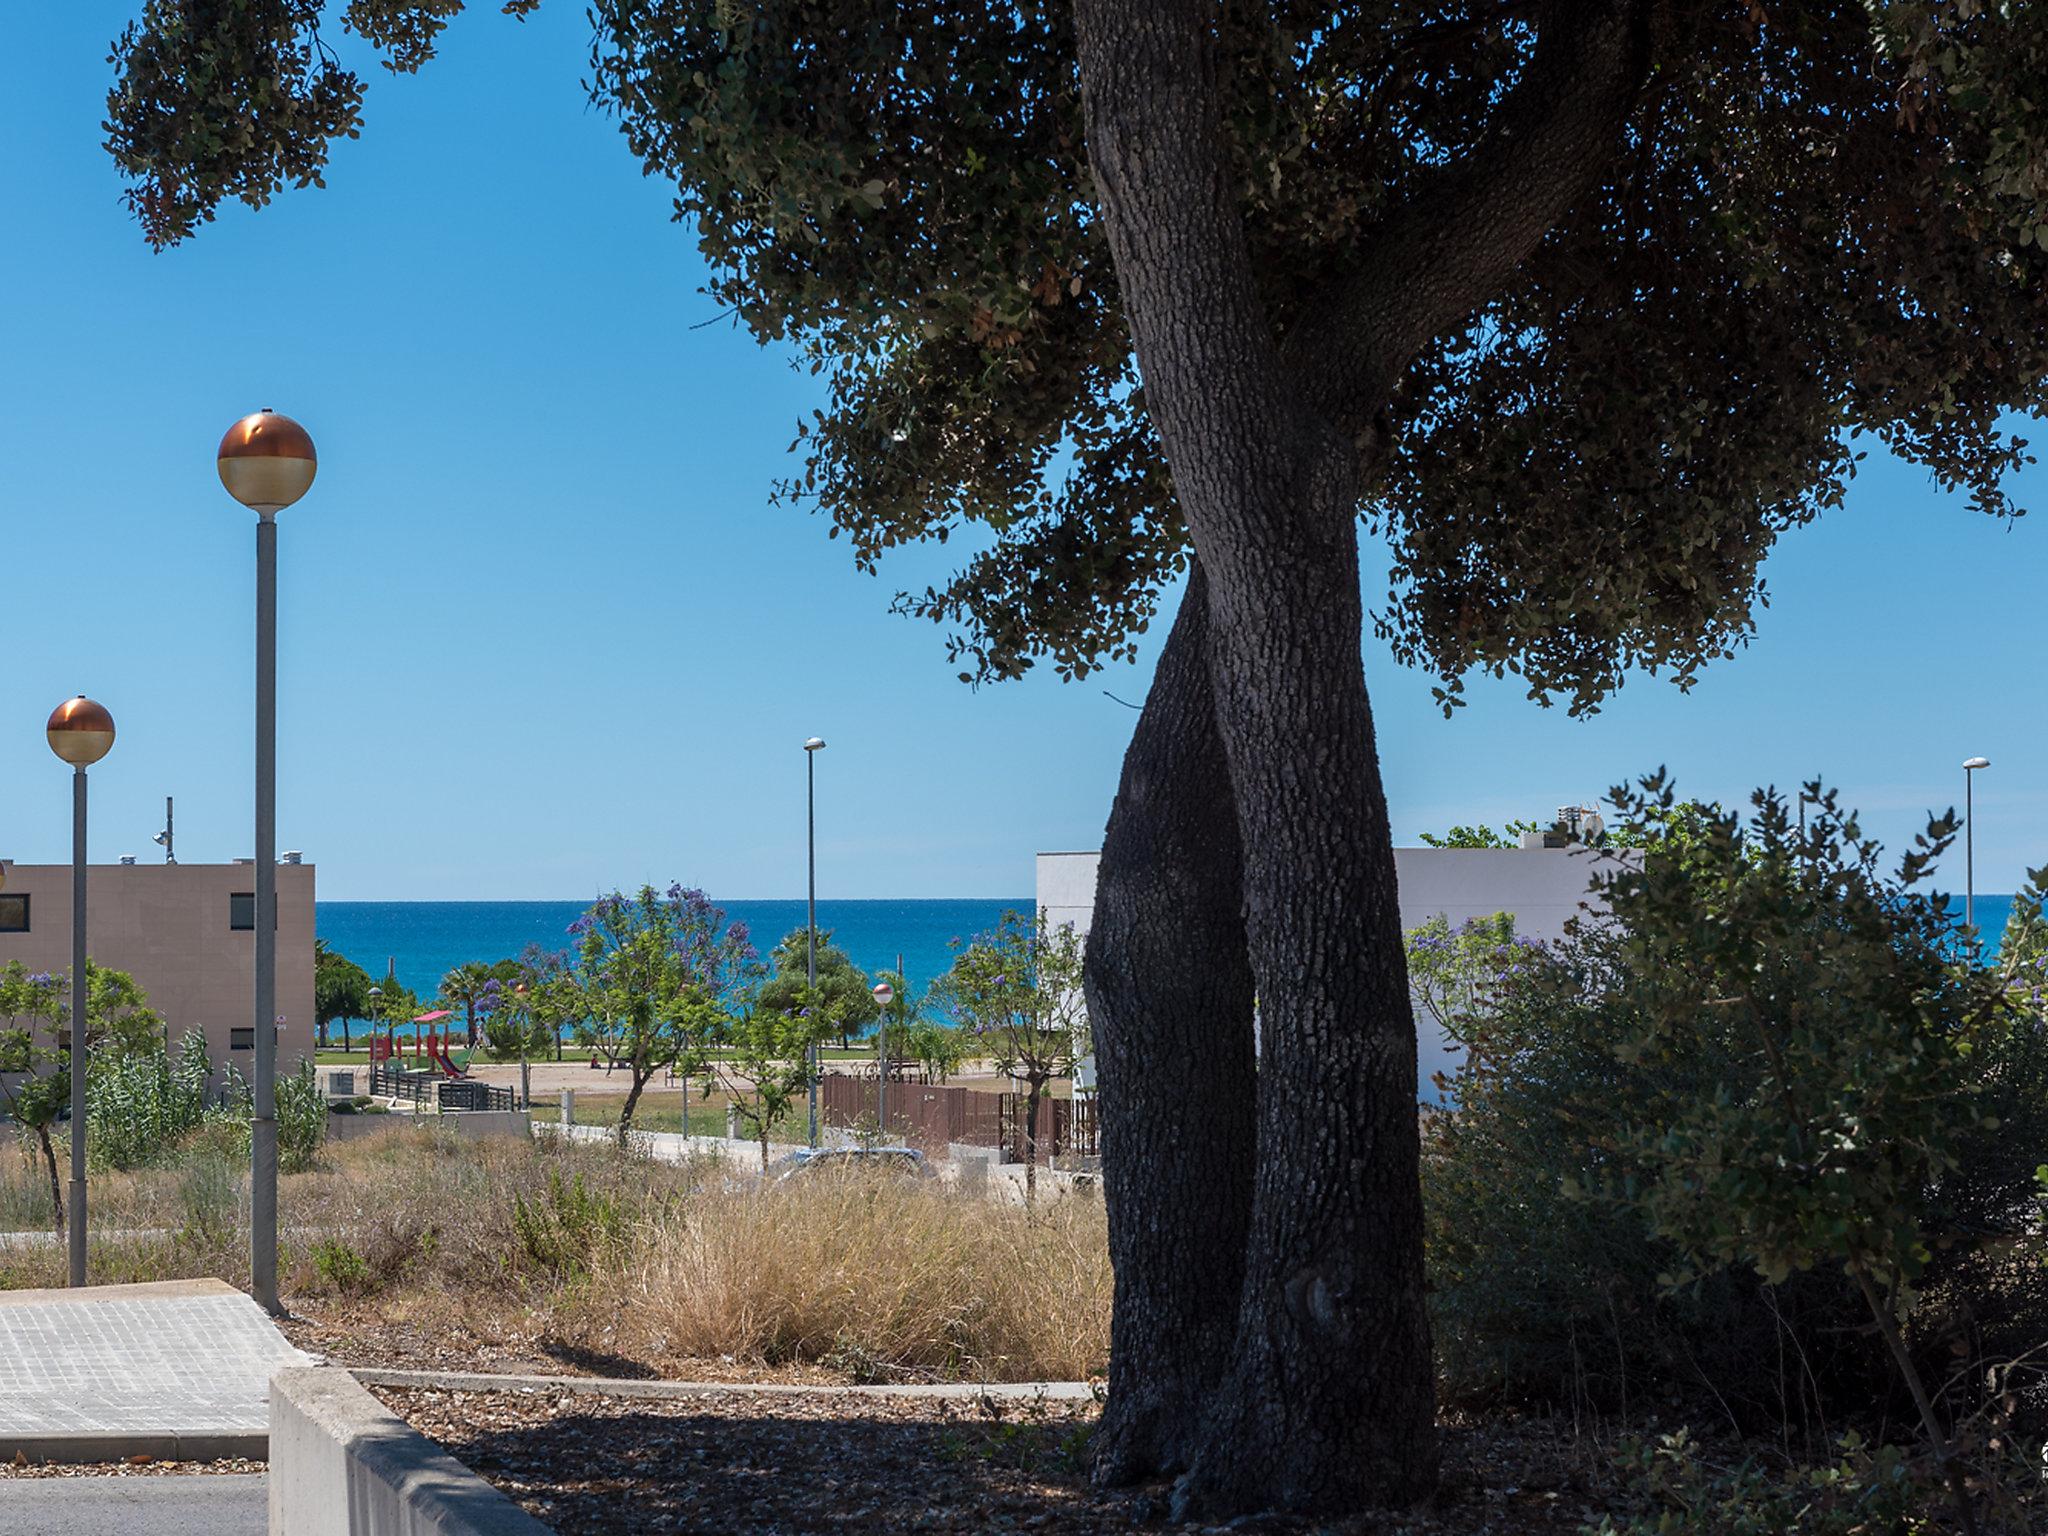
{"left": 1034, "top": 845, "right": 1612, "bottom": 1096}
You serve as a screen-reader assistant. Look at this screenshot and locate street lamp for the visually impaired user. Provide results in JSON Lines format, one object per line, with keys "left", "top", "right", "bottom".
{"left": 218, "top": 407, "right": 317, "bottom": 1318}
{"left": 47, "top": 695, "right": 115, "bottom": 1288}
{"left": 513, "top": 981, "right": 532, "bottom": 1110}
{"left": 871, "top": 979, "right": 895, "bottom": 1141}
{"left": 804, "top": 736, "right": 826, "bottom": 1147}
{"left": 1964, "top": 756, "right": 1991, "bottom": 942}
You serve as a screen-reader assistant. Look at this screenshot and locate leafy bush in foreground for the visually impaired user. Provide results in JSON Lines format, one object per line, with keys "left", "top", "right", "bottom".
{"left": 1424, "top": 774, "right": 2048, "bottom": 1469}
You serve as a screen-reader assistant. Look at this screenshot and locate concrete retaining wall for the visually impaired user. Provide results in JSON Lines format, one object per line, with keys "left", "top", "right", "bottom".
{"left": 268, "top": 1366, "right": 553, "bottom": 1536}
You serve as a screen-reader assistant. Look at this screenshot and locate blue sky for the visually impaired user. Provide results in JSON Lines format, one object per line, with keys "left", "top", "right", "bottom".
{"left": 0, "top": 5, "right": 2041, "bottom": 900}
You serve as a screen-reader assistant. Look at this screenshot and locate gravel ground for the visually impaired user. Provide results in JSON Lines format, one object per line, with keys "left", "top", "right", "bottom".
{"left": 374, "top": 1386, "right": 1605, "bottom": 1535}
{"left": 0, "top": 1455, "right": 265, "bottom": 1480}
{"left": 278, "top": 1301, "right": 852, "bottom": 1386}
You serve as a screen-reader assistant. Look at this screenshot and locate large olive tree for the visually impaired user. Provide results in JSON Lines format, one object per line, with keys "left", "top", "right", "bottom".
{"left": 105, "top": 0, "right": 2048, "bottom": 1516}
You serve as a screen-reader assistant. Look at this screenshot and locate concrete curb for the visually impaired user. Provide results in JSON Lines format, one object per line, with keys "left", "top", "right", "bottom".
{"left": 351, "top": 1367, "right": 1098, "bottom": 1402}
{"left": 270, "top": 1366, "right": 552, "bottom": 1536}
{"left": 0, "top": 1429, "right": 267, "bottom": 1464}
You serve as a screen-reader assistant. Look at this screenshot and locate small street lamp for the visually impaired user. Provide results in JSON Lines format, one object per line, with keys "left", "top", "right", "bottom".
{"left": 804, "top": 736, "right": 826, "bottom": 1147}
{"left": 513, "top": 981, "right": 533, "bottom": 1110}
{"left": 1964, "top": 756, "right": 1991, "bottom": 942}
{"left": 219, "top": 407, "right": 317, "bottom": 1318}
{"left": 871, "top": 979, "right": 895, "bottom": 1139}
{"left": 47, "top": 695, "right": 115, "bottom": 1288}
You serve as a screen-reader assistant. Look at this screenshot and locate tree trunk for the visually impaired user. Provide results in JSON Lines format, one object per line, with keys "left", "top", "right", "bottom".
{"left": 1171, "top": 494, "right": 1437, "bottom": 1518}
{"left": 341, "top": 1015, "right": 350, "bottom": 1053}
{"left": 1021, "top": 1082, "right": 1041, "bottom": 1203}
{"left": 36, "top": 1125, "right": 63, "bottom": 1231}
{"left": 618, "top": 1071, "right": 650, "bottom": 1147}
{"left": 1086, "top": 564, "right": 1257, "bottom": 1486}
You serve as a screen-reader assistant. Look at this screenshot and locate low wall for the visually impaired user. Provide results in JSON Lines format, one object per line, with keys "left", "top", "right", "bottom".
{"left": 326, "top": 1110, "right": 531, "bottom": 1144}
{"left": 269, "top": 1366, "right": 552, "bottom": 1536}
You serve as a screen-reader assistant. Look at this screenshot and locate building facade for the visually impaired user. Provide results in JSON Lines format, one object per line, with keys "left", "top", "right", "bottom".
{"left": 0, "top": 861, "right": 316, "bottom": 1072}
{"left": 1036, "top": 844, "right": 1613, "bottom": 1094}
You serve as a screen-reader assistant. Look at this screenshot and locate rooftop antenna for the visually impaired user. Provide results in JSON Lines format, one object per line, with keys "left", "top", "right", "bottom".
{"left": 151, "top": 796, "right": 175, "bottom": 864}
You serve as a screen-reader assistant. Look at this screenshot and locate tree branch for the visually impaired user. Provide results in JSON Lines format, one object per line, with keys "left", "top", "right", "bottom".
{"left": 1284, "top": 0, "right": 1664, "bottom": 444}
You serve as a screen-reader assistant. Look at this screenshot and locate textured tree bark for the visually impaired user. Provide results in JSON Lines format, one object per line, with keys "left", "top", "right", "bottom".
{"left": 1070, "top": 0, "right": 1658, "bottom": 1514}
{"left": 1086, "top": 565, "right": 1257, "bottom": 1486}
{"left": 37, "top": 1125, "right": 63, "bottom": 1230}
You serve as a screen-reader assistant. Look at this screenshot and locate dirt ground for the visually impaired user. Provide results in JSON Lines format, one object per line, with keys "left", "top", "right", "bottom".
{"left": 374, "top": 1386, "right": 1608, "bottom": 1536}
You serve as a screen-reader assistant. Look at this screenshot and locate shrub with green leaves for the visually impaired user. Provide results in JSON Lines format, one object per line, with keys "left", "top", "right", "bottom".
{"left": 1425, "top": 774, "right": 2048, "bottom": 1467}
{"left": 1584, "top": 1429, "right": 1948, "bottom": 1536}
{"left": 87, "top": 1029, "right": 215, "bottom": 1171}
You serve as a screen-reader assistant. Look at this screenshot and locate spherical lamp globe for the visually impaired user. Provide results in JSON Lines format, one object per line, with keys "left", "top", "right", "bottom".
{"left": 47, "top": 696, "right": 115, "bottom": 767}
{"left": 217, "top": 409, "right": 317, "bottom": 514}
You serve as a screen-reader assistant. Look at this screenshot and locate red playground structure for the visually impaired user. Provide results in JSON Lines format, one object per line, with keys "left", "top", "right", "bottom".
{"left": 370, "top": 1010, "right": 466, "bottom": 1077}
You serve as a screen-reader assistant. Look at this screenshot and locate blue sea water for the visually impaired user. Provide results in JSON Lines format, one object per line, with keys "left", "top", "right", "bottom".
{"left": 316, "top": 898, "right": 1030, "bottom": 1003}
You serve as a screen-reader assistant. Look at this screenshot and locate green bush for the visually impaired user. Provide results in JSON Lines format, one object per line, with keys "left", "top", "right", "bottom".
{"left": 1584, "top": 1430, "right": 1948, "bottom": 1536}
{"left": 308, "top": 1238, "right": 373, "bottom": 1296}
{"left": 1424, "top": 775, "right": 2048, "bottom": 1457}
{"left": 87, "top": 1029, "right": 215, "bottom": 1170}
{"left": 510, "top": 1169, "right": 627, "bottom": 1281}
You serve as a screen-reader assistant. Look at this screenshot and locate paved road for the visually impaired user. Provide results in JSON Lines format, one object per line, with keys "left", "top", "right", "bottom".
{"left": 0, "top": 1474, "right": 264, "bottom": 1535}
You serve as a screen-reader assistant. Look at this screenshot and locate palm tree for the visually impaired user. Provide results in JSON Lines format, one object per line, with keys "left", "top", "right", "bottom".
{"left": 438, "top": 962, "right": 491, "bottom": 1048}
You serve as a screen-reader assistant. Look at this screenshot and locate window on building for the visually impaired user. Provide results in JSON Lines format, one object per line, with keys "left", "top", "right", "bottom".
{"left": 0, "top": 895, "right": 26, "bottom": 933}
{"left": 229, "top": 893, "right": 278, "bottom": 931}
{"left": 230, "top": 1027, "right": 254, "bottom": 1051}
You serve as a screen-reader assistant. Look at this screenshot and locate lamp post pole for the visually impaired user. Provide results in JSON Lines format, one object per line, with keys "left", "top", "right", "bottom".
{"left": 1964, "top": 756, "right": 1990, "bottom": 943}
{"left": 217, "top": 409, "right": 316, "bottom": 1317}
{"left": 47, "top": 696, "right": 115, "bottom": 1289}
{"left": 804, "top": 737, "right": 826, "bottom": 1147}
{"left": 872, "top": 978, "right": 895, "bottom": 1140}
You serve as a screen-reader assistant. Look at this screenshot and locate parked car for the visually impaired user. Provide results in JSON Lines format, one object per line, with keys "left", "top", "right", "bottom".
{"left": 773, "top": 1146, "right": 931, "bottom": 1183}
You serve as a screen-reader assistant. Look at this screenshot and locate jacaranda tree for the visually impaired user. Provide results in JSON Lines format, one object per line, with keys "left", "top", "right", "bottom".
{"left": 105, "top": 1, "right": 2048, "bottom": 1515}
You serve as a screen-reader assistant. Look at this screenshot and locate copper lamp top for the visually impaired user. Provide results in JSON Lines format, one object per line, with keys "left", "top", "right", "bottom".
{"left": 47, "top": 696, "right": 116, "bottom": 767}
{"left": 217, "top": 409, "right": 316, "bottom": 464}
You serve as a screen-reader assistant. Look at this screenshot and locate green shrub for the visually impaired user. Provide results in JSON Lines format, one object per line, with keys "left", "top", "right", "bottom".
{"left": 1584, "top": 1430, "right": 1947, "bottom": 1536}
{"left": 309, "top": 1238, "right": 373, "bottom": 1296}
{"left": 511, "top": 1169, "right": 627, "bottom": 1281}
{"left": 1424, "top": 774, "right": 2048, "bottom": 1459}
{"left": 86, "top": 1029, "right": 215, "bottom": 1170}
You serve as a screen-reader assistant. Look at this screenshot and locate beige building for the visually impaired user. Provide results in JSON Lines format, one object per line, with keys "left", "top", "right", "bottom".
{"left": 0, "top": 860, "right": 315, "bottom": 1072}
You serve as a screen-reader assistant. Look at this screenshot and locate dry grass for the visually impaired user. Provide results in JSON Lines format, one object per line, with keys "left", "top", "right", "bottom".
{"left": 0, "top": 1124, "right": 1109, "bottom": 1384}
{"left": 610, "top": 1171, "right": 1110, "bottom": 1381}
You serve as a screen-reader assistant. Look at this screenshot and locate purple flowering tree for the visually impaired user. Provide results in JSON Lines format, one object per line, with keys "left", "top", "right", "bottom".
{"left": 0, "top": 960, "right": 163, "bottom": 1229}
{"left": 570, "top": 885, "right": 761, "bottom": 1145}
{"left": 1403, "top": 913, "right": 1541, "bottom": 1087}
{"left": 930, "top": 909, "right": 1088, "bottom": 1201}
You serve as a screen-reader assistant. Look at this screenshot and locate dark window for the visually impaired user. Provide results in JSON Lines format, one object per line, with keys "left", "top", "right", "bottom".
{"left": 229, "top": 893, "right": 278, "bottom": 931}
{"left": 230, "top": 1027, "right": 254, "bottom": 1051}
{"left": 0, "top": 894, "right": 26, "bottom": 933}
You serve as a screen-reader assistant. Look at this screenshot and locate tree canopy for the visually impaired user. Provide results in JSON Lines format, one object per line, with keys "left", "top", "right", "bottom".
{"left": 108, "top": 2, "right": 2048, "bottom": 711}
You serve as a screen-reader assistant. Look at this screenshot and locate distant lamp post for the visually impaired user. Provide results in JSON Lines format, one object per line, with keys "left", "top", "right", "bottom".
{"left": 1963, "top": 756, "right": 1991, "bottom": 942}
{"left": 219, "top": 407, "right": 316, "bottom": 1319}
{"left": 47, "top": 695, "right": 115, "bottom": 1289}
{"left": 804, "top": 736, "right": 826, "bottom": 1148}
{"left": 871, "top": 980, "right": 895, "bottom": 1140}
{"left": 513, "top": 981, "right": 533, "bottom": 1110}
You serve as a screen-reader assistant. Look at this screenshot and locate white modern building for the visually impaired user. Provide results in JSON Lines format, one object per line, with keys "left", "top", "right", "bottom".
{"left": 1037, "top": 838, "right": 1615, "bottom": 1094}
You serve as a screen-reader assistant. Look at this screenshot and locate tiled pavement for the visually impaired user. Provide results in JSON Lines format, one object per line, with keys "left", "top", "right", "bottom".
{"left": 0, "top": 1279, "right": 309, "bottom": 1444}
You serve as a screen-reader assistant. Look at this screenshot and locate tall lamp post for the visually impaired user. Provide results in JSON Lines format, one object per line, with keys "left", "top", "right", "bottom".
{"left": 804, "top": 736, "right": 826, "bottom": 1147}
{"left": 217, "top": 408, "right": 317, "bottom": 1317}
{"left": 871, "top": 979, "right": 894, "bottom": 1141}
{"left": 47, "top": 696, "right": 115, "bottom": 1288}
{"left": 1964, "top": 756, "right": 1991, "bottom": 942}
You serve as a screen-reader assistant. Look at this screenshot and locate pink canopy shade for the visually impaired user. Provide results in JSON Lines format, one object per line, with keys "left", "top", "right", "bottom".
{"left": 410, "top": 1009, "right": 453, "bottom": 1024}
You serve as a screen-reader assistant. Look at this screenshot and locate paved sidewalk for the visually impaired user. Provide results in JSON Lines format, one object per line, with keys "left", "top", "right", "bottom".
{"left": 0, "top": 1279, "right": 310, "bottom": 1461}
{"left": 0, "top": 1473, "right": 265, "bottom": 1535}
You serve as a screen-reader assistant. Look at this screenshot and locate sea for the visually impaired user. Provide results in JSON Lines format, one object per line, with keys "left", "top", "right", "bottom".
{"left": 316, "top": 898, "right": 1030, "bottom": 1001}
{"left": 318, "top": 891, "right": 2025, "bottom": 1010}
